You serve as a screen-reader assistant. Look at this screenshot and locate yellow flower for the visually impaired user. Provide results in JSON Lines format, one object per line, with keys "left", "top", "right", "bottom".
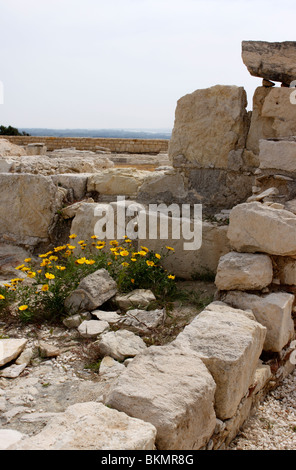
{"left": 4, "top": 284, "right": 10, "bottom": 288}
{"left": 146, "top": 260, "right": 155, "bottom": 267}
{"left": 0, "top": 295, "right": 5, "bottom": 300}
{"left": 120, "top": 250, "right": 129, "bottom": 257}
{"left": 49, "top": 255, "right": 58, "bottom": 261}
{"left": 166, "top": 246, "right": 175, "bottom": 251}
{"left": 21, "top": 267, "right": 30, "bottom": 272}
{"left": 18, "top": 305, "right": 28, "bottom": 311}
{"left": 38, "top": 254, "right": 48, "bottom": 259}
{"left": 24, "top": 258, "right": 31, "bottom": 263}
{"left": 96, "top": 245, "right": 104, "bottom": 250}
{"left": 41, "top": 284, "right": 49, "bottom": 292}
{"left": 40, "top": 259, "right": 51, "bottom": 267}
{"left": 85, "top": 259, "right": 95, "bottom": 265}
{"left": 45, "top": 273, "right": 55, "bottom": 280}
{"left": 121, "top": 262, "right": 129, "bottom": 267}
{"left": 54, "top": 245, "right": 67, "bottom": 252}
{"left": 76, "top": 257, "right": 87, "bottom": 265}
{"left": 141, "top": 246, "right": 149, "bottom": 252}
{"left": 168, "top": 274, "right": 175, "bottom": 280}
{"left": 27, "top": 271, "right": 36, "bottom": 278}
{"left": 131, "top": 278, "right": 135, "bottom": 284}
{"left": 37, "top": 270, "right": 42, "bottom": 274}
{"left": 15, "top": 264, "right": 25, "bottom": 270}
{"left": 131, "top": 258, "right": 137, "bottom": 262}
{"left": 67, "top": 245, "right": 76, "bottom": 250}
{"left": 78, "top": 240, "right": 85, "bottom": 245}
{"left": 138, "top": 250, "right": 147, "bottom": 256}
{"left": 91, "top": 235, "right": 98, "bottom": 239}
{"left": 109, "top": 240, "right": 119, "bottom": 246}
{"left": 155, "top": 253, "right": 161, "bottom": 259}
{"left": 56, "top": 266, "right": 66, "bottom": 270}
{"left": 125, "top": 239, "right": 132, "bottom": 243}
{"left": 107, "top": 262, "right": 112, "bottom": 266}
{"left": 69, "top": 234, "right": 77, "bottom": 239}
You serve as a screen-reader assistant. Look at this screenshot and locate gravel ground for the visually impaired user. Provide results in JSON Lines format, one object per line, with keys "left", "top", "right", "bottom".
{"left": 229, "top": 367, "right": 296, "bottom": 450}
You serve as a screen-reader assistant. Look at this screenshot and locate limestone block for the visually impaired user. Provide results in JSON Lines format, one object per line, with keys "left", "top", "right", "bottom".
{"left": 0, "top": 338, "right": 28, "bottom": 367}
{"left": 223, "top": 291, "right": 295, "bottom": 352}
{"left": 114, "top": 289, "right": 156, "bottom": 310}
{"left": 87, "top": 168, "right": 150, "bottom": 197}
{"left": 227, "top": 202, "right": 296, "bottom": 256}
{"left": 0, "top": 138, "right": 26, "bottom": 157}
{"left": 64, "top": 269, "right": 117, "bottom": 314}
{"left": 274, "top": 256, "right": 296, "bottom": 285}
{"left": 77, "top": 320, "right": 110, "bottom": 338}
{"left": 242, "top": 40, "right": 296, "bottom": 85}
{"left": 118, "top": 308, "right": 165, "bottom": 335}
{"left": 215, "top": 251, "right": 273, "bottom": 291}
{"left": 258, "top": 139, "right": 296, "bottom": 172}
{"left": 105, "top": 344, "right": 217, "bottom": 450}
{"left": 168, "top": 85, "right": 249, "bottom": 169}
{"left": 95, "top": 329, "right": 147, "bottom": 361}
{"left": 8, "top": 402, "right": 156, "bottom": 450}
{"left": 137, "top": 169, "right": 188, "bottom": 202}
{"left": 0, "top": 173, "right": 64, "bottom": 246}
{"left": 173, "top": 302, "right": 266, "bottom": 420}
{"left": 51, "top": 173, "right": 90, "bottom": 201}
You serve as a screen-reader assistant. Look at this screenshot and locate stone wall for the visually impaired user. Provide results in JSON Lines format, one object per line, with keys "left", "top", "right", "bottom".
{"left": 0, "top": 136, "right": 169, "bottom": 155}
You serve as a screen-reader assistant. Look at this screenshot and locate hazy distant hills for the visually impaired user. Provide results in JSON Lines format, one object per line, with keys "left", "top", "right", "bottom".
{"left": 19, "top": 128, "right": 172, "bottom": 140}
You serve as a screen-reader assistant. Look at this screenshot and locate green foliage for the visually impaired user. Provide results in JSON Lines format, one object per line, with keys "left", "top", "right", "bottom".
{"left": 0, "top": 125, "right": 30, "bottom": 136}
{"left": 0, "top": 236, "right": 177, "bottom": 324}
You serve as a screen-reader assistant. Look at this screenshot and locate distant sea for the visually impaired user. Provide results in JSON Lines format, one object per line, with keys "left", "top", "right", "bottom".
{"left": 19, "top": 128, "right": 172, "bottom": 140}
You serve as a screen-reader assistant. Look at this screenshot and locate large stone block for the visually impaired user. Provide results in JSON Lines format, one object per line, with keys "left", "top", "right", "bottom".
{"left": 223, "top": 291, "right": 295, "bottom": 352}
{"left": 105, "top": 344, "right": 216, "bottom": 450}
{"left": 215, "top": 251, "right": 273, "bottom": 291}
{"left": 169, "top": 85, "right": 249, "bottom": 169}
{"left": 8, "top": 402, "right": 156, "bottom": 450}
{"left": 173, "top": 302, "right": 266, "bottom": 420}
{"left": 258, "top": 139, "right": 296, "bottom": 172}
{"left": 87, "top": 168, "right": 150, "bottom": 197}
{"left": 242, "top": 40, "right": 296, "bottom": 85}
{"left": 227, "top": 202, "right": 296, "bottom": 256}
{"left": 0, "top": 173, "right": 64, "bottom": 246}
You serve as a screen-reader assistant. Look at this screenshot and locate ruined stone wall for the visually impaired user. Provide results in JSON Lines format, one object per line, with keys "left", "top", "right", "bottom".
{"left": 0, "top": 136, "right": 169, "bottom": 154}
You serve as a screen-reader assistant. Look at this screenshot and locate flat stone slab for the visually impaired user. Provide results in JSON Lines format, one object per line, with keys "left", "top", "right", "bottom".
{"left": 115, "top": 289, "right": 156, "bottom": 310}
{"left": 0, "top": 338, "right": 27, "bottom": 367}
{"left": 77, "top": 320, "right": 109, "bottom": 338}
{"left": 118, "top": 308, "right": 165, "bottom": 334}
{"left": 8, "top": 402, "right": 156, "bottom": 450}
{"left": 173, "top": 302, "right": 266, "bottom": 420}
{"left": 105, "top": 344, "right": 216, "bottom": 450}
{"left": 95, "top": 329, "right": 147, "bottom": 361}
{"left": 242, "top": 40, "right": 296, "bottom": 85}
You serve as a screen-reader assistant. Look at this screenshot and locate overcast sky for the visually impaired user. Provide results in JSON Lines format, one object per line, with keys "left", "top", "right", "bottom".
{"left": 0, "top": 0, "right": 295, "bottom": 130}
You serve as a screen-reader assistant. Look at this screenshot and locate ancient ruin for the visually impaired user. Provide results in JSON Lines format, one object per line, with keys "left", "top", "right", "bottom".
{"left": 0, "top": 40, "right": 295, "bottom": 450}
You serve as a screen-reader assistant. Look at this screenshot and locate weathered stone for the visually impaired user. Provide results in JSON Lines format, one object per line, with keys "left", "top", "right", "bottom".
{"left": 77, "top": 320, "right": 109, "bottom": 338}
{"left": 64, "top": 269, "right": 117, "bottom": 314}
{"left": 99, "top": 356, "right": 125, "bottom": 379}
{"left": 0, "top": 173, "right": 64, "bottom": 246}
{"left": 274, "top": 256, "right": 296, "bottom": 285}
{"left": 258, "top": 139, "right": 296, "bottom": 172}
{"left": 223, "top": 291, "right": 295, "bottom": 352}
{"left": 173, "top": 302, "right": 266, "bottom": 420}
{"left": 247, "top": 187, "right": 279, "bottom": 203}
{"left": 87, "top": 168, "right": 149, "bottom": 197}
{"left": 51, "top": 174, "right": 91, "bottom": 201}
{"left": 215, "top": 251, "right": 273, "bottom": 291}
{"left": 38, "top": 341, "right": 60, "bottom": 358}
{"left": 227, "top": 202, "right": 296, "bottom": 256}
{"left": 105, "top": 344, "right": 217, "bottom": 450}
{"left": 169, "top": 85, "right": 249, "bottom": 169}
{"left": 95, "top": 329, "right": 147, "bottom": 361}
{"left": 242, "top": 40, "right": 296, "bottom": 85}
{"left": 8, "top": 402, "right": 156, "bottom": 450}
{"left": 62, "top": 312, "right": 92, "bottom": 329}
{"left": 0, "top": 429, "right": 27, "bottom": 450}
{"left": 285, "top": 199, "right": 296, "bottom": 215}
{"left": 15, "top": 348, "right": 33, "bottom": 366}
{"left": 137, "top": 169, "right": 188, "bottom": 203}
{"left": 0, "top": 138, "right": 26, "bottom": 157}
{"left": 115, "top": 289, "right": 156, "bottom": 310}
{"left": 246, "top": 87, "right": 296, "bottom": 154}
{"left": 91, "top": 310, "right": 121, "bottom": 324}
{"left": 0, "top": 244, "right": 33, "bottom": 277}
{"left": 118, "top": 309, "right": 165, "bottom": 335}
{"left": 0, "top": 363, "right": 26, "bottom": 378}
{"left": 0, "top": 338, "right": 27, "bottom": 367}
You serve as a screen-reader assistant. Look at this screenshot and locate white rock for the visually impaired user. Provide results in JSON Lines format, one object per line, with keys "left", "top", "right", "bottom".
{"left": 91, "top": 310, "right": 121, "bottom": 324}
{"left": 105, "top": 344, "right": 217, "bottom": 450}
{"left": 0, "top": 429, "right": 27, "bottom": 450}
{"left": 0, "top": 363, "right": 27, "bottom": 378}
{"left": 8, "top": 402, "right": 156, "bottom": 450}
{"left": 118, "top": 308, "right": 165, "bottom": 334}
{"left": 95, "top": 329, "right": 147, "bottom": 361}
{"left": 99, "top": 356, "right": 125, "bottom": 379}
{"left": 0, "top": 338, "right": 27, "bottom": 367}
{"left": 258, "top": 139, "right": 296, "bottom": 172}
{"left": 222, "top": 291, "right": 295, "bottom": 352}
{"left": 215, "top": 251, "right": 273, "bottom": 291}
{"left": 227, "top": 202, "right": 296, "bottom": 256}
{"left": 115, "top": 289, "right": 156, "bottom": 310}
{"left": 77, "top": 320, "right": 109, "bottom": 338}
{"left": 173, "top": 301, "right": 266, "bottom": 420}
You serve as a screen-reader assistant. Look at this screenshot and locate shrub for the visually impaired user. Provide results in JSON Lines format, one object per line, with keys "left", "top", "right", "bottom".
{"left": 0, "top": 235, "right": 177, "bottom": 323}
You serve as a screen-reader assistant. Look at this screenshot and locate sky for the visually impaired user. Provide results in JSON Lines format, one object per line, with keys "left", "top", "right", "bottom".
{"left": 0, "top": 0, "right": 295, "bottom": 130}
